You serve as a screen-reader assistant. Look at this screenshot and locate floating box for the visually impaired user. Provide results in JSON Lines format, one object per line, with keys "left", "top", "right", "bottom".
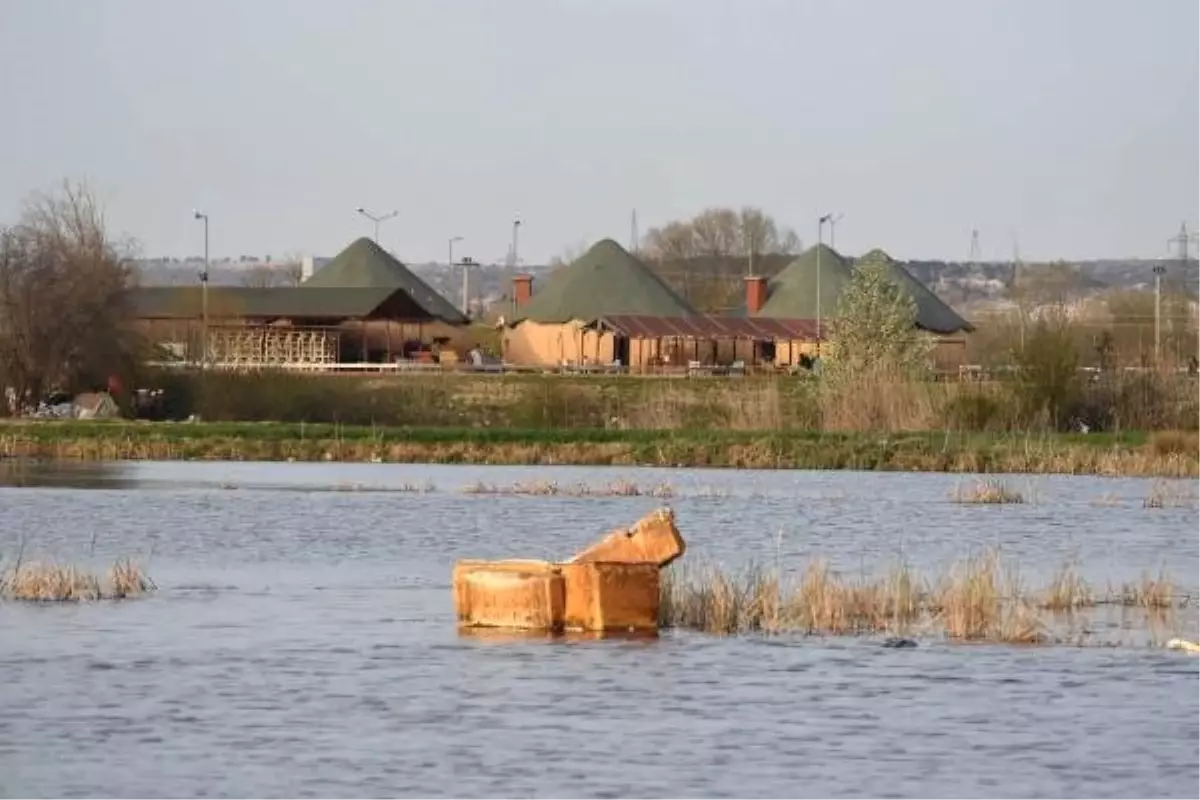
{"left": 451, "top": 507, "right": 682, "bottom": 635}
{"left": 452, "top": 559, "right": 565, "bottom": 631}
{"left": 567, "top": 507, "right": 685, "bottom": 568}
{"left": 560, "top": 562, "right": 660, "bottom": 632}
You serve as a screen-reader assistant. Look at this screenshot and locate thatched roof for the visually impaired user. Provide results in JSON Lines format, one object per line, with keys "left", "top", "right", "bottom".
{"left": 514, "top": 239, "right": 696, "bottom": 323}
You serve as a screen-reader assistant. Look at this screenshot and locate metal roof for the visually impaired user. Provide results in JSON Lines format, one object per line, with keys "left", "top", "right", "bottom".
{"left": 594, "top": 314, "right": 822, "bottom": 340}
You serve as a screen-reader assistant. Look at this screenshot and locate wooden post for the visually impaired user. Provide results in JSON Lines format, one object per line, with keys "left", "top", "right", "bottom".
{"left": 385, "top": 321, "right": 393, "bottom": 363}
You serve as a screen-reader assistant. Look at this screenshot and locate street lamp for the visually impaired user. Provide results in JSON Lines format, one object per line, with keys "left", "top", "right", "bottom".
{"left": 192, "top": 210, "right": 209, "bottom": 367}
{"left": 448, "top": 235, "right": 465, "bottom": 314}
{"left": 356, "top": 207, "right": 398, "bottom": 243}
{"left": 1153, "top": 263, "right": 1166, "bottom": 362}
{"left": 458, "top": 256, "right": 478, "bottom": 318}
{"left": 509, "top": 218, "right": 522, "bottom": 316}
{"left": 817, "top": 212, "right": 834, "bottom": 353}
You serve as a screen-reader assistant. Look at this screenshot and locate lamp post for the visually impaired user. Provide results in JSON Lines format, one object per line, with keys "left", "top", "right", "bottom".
{"left": 509, "top": 218, "right": 522, "bottom": 317}
{"left": 817, "top": 213, "right": 833, "bottom": 354}
{"left": 448, "top": 235, "right": 465, "bottom": 313}
{"left": 356, "top": 207, "right": 398, "bottom": 243}
{"left": 1153, "top": 263, "right": 1166, "bottom": 363}
{"left": 458, "top": 256, "right": 478, "bottom": 317}
{"left": 192, "top": 210, "right": 209, "bottom": 367}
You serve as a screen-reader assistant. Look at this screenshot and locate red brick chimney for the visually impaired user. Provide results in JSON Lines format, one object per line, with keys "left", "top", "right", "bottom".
{"left": 512, "top": 274, "right": 533, "bottom": 308}
{"left": 744, "top": 275, "right": 768, "bottom": 314}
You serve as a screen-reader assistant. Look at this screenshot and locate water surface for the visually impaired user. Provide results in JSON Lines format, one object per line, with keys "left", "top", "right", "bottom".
{"left": 1, "top": 460, "right": 1196, "bottom": 798}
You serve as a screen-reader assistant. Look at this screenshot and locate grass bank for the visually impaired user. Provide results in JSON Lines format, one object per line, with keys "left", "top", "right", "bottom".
{"left": 1, "top": 420, "right": 1196, "bottom": 476}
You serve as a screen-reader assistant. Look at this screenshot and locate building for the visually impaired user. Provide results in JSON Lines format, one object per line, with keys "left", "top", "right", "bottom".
{"left": 129, "top": 237, "right": 468, "bottom": 367}
{"left": 747, "top": 244, "right": 975, "bottom": 369}
{"left": 503, "top": 239, "right": 818, "bottom": 372}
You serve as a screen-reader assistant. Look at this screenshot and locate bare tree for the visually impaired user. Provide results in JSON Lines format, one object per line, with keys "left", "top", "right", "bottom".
{"left": 691, "top": 208, "right": 740, "bottom": 257}
{"left": 778, "top": 228, "right": 802, "bottom": 255}
{"left": 547, "top": 239, "right": 590, "bottom": 270}
{"left": 642, "top": 221, "right": 697, "bottom": 261}
{"left": 0, "top": 181, "right": 142, "bottom": 413}
{"left": 643, "top": 207, "right": 800, "bottom": 261}
{"left": 241, "top": 264, "right": 281, "bottom": 288}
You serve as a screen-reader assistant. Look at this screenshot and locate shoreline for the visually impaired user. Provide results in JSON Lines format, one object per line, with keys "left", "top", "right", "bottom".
{"left": 0, "top": 421, "right": 1195, "bottom": 477}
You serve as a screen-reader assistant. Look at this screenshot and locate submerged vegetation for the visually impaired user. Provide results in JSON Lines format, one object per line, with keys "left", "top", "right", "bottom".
{"left": 951, "top": 478, "right": 1027, "bottom": 504}
{"left": 659, "top": 551, "right": 1190, "bottom": 646}
{"left": 0, "top": 558, "right": 155, "bottom": 602}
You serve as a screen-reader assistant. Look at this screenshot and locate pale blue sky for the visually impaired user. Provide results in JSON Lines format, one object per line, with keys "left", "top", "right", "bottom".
{"left": 0, "top": 0, "right": 1196, "bottom": 264}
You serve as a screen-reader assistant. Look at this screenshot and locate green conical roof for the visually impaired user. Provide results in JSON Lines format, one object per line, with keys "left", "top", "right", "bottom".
{"left": 756, "top": 243, "right": 853, "bottom": 320}
{"left": 515, "top": 238, "right": 696, "bottom": 323}
{"left": 852, "top": 248, "right": 973, "bottom": 334}
{"left": 304, "top": 237, "right": 467, "bottom": 323}
{"left": 755, "top": 244, "right": 972, "bottom": 334}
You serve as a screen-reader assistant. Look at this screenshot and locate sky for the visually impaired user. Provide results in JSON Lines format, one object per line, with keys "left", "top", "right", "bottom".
{"left": 0, "top": 0, "right": 1196, "bottom": 265}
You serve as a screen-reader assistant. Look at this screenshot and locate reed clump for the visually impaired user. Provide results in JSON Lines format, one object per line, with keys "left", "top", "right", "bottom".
{"left": 0, "top": 558, "right": 155, "bottom": 602}
{"left": 1143, "top": 479, "right": 1197, "bottom": 509}
{"left": 1114, "top": 570, "right": 1176, "bottom": 609}
{"left": 459, "top": 479, "right": 676, "bottom": 498}
{"left": 661, "top": 552, "right": 1185, "bottom": 645}
{"left": 951, "top": 479, "right": 1026, "bottom": 504}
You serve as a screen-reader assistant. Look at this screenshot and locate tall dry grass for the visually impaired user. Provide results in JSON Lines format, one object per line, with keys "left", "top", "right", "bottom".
{"left": 661, "top": 551, "right": 1186, "bottom": 645}
{"left": 951, "top": 479, "right": 1026, "bottom": 504}
{"left": 819, "top": 368, "right": 951, "bottom": 432}
{"left": 0, "top": 558, "right": 155, "bottom": 602}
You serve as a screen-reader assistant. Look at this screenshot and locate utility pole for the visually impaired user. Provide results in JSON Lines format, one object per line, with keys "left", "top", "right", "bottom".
{"left": 1166, "top": 221, "right": 1200, "bottom": 310}
{"left": 968, "top": 229, "right": 981, "bottom": 269}
{"left": 1011, "top": 232, "right": 1025, "bottom": 350}
{"left": 458, "top": 256, "right": 477, "bottom": 318}
{"left": 449, "top": 235, "right": 464, "bottom": 313}
{"left": 1153, "top": 263, "right": 1166, "bottom": 363}
{"left": 827, "top": 213, "right": 844, "bottom": 250}
{"left": 193, "top": 210, "right": 209, "bottom": 368}
{"left": 509, "top": 218, "right": 522, "bottom": 317}
{"left": 817, "top": 213, "right": 833, "bottom": 355}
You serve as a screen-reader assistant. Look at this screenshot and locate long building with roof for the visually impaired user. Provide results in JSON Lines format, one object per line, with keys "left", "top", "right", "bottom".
{"left": 743, "top": 243, "right": 974, "bottom": 368}
{"left": 130, "top": 237, "right": 468, "bottom": 367}
{"left": 503, "top": 238, "right": 820, "bottom": 372}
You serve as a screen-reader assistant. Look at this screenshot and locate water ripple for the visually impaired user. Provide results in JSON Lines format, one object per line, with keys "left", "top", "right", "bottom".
{"left": 0, "top": 461, "right": 1196, "bottom": 798}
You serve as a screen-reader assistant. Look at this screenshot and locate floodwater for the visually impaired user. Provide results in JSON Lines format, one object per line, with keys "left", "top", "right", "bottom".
{"left": 0, "top": 460, "right": 1196, "bottom": 799}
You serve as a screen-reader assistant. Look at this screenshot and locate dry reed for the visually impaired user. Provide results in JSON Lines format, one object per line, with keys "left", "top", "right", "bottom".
{"left": 459, "top": 479, "right": 676, "bottom": 498}
{"left": 661, "top": 551, "right": 1185, "bottom": 646}
{"left": 1143, "top": 479, "right": 1197, "bottom": 509}
{"left": 0, "top": 558, "right": 155, "bottom": 602}
{"left": 951, "top": 479, "right": 1026, "bottom": 504}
